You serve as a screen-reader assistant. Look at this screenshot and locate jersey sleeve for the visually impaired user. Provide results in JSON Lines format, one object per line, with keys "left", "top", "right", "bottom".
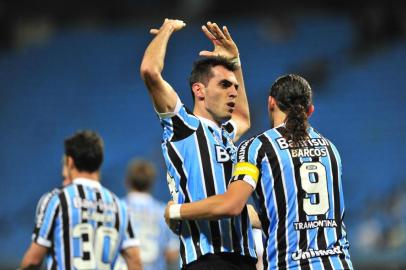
{"left": 33, "top": 192, "right": 53, "bottom": 235}
{"left": 158, "top": 97, "right": 200, "bottom": 142}
{"left": 230, "top": 137, "right": 262, "bottom": 189}
{"left": 32, "top": 192, "right": 60, "bottom": 248}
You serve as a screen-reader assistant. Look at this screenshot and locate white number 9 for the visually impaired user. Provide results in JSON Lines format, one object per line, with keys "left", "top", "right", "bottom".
{"left": 300, "top": 162, "right": 330, "bottom": 215}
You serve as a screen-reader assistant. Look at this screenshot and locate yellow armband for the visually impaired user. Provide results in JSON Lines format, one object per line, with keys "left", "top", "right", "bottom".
{"left": 233, "top": 162, "right": 259, "bottom": 183}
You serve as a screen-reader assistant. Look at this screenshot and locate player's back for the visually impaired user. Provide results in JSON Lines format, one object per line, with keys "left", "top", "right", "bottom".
{"left": 250, "top": 126, "right": 353, "bottom": 270}
{"left": 42, "top": 179, "right": 133, "bottom": 270}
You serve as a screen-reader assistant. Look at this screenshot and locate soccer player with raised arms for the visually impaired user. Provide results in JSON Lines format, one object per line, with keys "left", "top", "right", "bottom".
{"left": 140, "top": 19, "right": 257, "bottom": 269}
{"left": 166, "top": 74, "right": 354, "bottom": 270}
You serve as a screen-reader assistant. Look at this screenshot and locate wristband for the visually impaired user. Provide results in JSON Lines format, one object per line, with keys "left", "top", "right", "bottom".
{"left": 230, "top": 56, "right": 241, "bottom": 67}
{"left": 169, "top": 204, "right": 182, "bottom": 219}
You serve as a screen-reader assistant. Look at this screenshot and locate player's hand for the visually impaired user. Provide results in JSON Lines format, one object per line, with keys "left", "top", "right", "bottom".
{"left": 199, "top": 21, "right": 239, "bottom": 59}
{"left": 164, "top": 201, "right": 181, "bottom": 235}
{"left": 150, "top": 18, "right": 186, "bottom": 35}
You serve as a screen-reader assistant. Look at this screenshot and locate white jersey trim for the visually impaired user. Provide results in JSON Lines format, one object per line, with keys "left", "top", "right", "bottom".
{"left": 35, "top": 236, "right": 52, "bottom": 247}
{"left": 73, "top": 178, "right": 102, "bottom": 188}
{"left": 157, "top": 97, "right": 182, "bottom": 119}
{"left": 122, "top": 238, "right": 141, "bottom": 249}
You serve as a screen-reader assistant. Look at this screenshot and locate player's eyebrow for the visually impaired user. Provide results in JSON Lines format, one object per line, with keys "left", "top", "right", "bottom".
{"left": 219, "top": 79, "right": 239, "bottom": 90}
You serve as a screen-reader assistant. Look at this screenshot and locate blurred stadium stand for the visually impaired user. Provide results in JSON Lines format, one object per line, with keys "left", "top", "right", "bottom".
{"left": 0, "top": 1, "right": 405, "bottom": 269}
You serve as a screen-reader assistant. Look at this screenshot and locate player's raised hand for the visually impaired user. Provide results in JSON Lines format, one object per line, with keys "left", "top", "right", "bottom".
{"left": 199, "top": 21, "right": 239, "bottom": 59}
{"left": 149, "top": 18, "right": 186, "bottom": 35}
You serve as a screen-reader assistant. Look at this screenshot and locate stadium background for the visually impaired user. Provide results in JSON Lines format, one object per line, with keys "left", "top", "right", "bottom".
{"left": 1, "top": 1, "right": 405, "bottom": 269}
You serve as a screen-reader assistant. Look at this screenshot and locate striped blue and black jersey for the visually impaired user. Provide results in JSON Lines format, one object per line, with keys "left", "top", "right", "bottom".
{"left": 231, "top": 125, "right": 353, "bottom": 270}
{"left": 32, "top": 178, "right": 139, "bottom": 270}
{"left": 33, "top": 187, "right": 63, "bottom": 242}
{"left": 160, "top": 98, "right": 256, "bottom": 266}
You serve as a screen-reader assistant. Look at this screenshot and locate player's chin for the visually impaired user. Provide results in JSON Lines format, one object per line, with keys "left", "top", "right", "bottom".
{"left": 223, "top": 112, "right": 232, "bottom": 121}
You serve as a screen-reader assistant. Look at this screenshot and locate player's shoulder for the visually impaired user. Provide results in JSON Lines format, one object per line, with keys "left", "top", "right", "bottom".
{"left": 236, "top": 132, "right": 266, "bottom": 159}
{"left": 238, "top": 129, "right": 271, "bottom": 149}
{"left": 38, "top": 187, "right": 61, "bottom": 201}
{"left": 36, "top": 187, "right": 62, "bottom": 209}
{"left": 99, "top": 185, "right": 121, "bottom": 202}
{"left": 310, "top": 127, "right": 339, "bottom": 149}
{"left": 161, "top": 98, "right": 195, "bottom": 120}
{"left": 161, "top": 100, "right": 201, "bottom": 142}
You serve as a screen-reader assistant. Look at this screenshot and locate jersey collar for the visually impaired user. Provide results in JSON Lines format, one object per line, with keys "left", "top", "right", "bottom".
{"left": 197, "top": 116, "right": 222, "bottom": 133}
{"left": 73, "top": 178, "right": 101, "bottom": 188}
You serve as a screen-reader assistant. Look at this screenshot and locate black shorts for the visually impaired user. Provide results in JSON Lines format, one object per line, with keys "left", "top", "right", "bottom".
{"left": 183, "top": 252, "right": 257, "bottom": 270}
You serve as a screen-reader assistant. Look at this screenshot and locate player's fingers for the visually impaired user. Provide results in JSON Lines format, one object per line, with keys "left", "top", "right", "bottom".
{"left": 223, "top": 26, "right": 232, "bottom": 40}
{"left": 176, "top": 20, "right": 186, "bottom": 27}
{"left": 150, "top": 29, "right": 159, "bottom": 34}
{"left": 211, "top": 23, "right": 227, "bottom": 41}
{"left": 206, "top": 22, "right": 221, "bottom": 37}
{"left": 202, "top": 25, "right": 216, "bottom": 41}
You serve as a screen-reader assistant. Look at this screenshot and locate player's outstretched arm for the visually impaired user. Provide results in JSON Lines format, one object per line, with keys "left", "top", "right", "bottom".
{"left": 200, "top": 22, "right": 250, "bottom": 141}
{"left": 165, "top": 181, "right": 253, "bottom": 222}
{"left": 140, "top": 18, "right": 186, "bottom": 113}
{"left": 20, "top": 243, "right": 47, "bottom": 270}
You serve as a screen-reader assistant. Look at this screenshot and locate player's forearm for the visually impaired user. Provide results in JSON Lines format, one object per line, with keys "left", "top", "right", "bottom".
{"left": 232, "top": 64, "right": 251, "bottom": 139}
{"left": 126, "top": 258, "right": 142, "bottom": 270}
{"left": 19, "top": 264, "right": 41, "bottom": 270}
{"left": 20, "top": 255, "right": 42, "bottom": 270}
{"left": 20, "top": 243, "right": 46, "bottom": 270}
{"left": 140, "top": 25, "right": 175, "bottom": 80}
{"left": 178, "top": 194, "right": 245, "bottom": 220}
{"left": 123, "top": 247, "right": 143, "bottom": 270}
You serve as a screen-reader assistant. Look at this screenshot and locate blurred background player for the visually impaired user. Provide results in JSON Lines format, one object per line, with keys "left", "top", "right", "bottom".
{"left": 114, "top": 159, "right": 179, "bottom": 270}
{"left": 166, "top": 74, "right": 353, "bottom": 270}
{"left": 140, "top": 19, "right": 256, "bottom": 269}
{"left": 20, "top": 130, "right": 142, "bottom": 270}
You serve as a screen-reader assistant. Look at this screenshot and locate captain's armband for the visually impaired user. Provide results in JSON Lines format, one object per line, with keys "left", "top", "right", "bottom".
{"left": 233, "top": 162, "right": 259, "bottom": 180}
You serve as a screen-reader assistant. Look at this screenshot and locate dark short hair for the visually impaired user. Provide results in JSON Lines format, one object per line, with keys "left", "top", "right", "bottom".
{"left": 64, "top": 130, "right": 104, "bottom": 173}
{"left": 270, "top": 74, "right": 312, "bottom": 142}
{"left": 189, "top": 56, "right": 237, "bottom": 101}
{"left": 126, "top": 159, "right": 156, "bottom": 192}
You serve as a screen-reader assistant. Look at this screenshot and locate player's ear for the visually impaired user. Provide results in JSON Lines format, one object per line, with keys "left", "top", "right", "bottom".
{"left": 307, "top": 104, "right": 314, "bottom": 117}
{"left": 268, "top": 96, "right": 276, "bottom": 112}
{"left": 192, "top": 82, "right": 205, "bottom": 101}
{"left": 66, "top": 156, "right": 75, "bottom": 169}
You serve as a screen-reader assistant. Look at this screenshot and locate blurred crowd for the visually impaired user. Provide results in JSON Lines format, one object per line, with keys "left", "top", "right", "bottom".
{"left": 353, "top": 183, "right": 406, "bottom": 252}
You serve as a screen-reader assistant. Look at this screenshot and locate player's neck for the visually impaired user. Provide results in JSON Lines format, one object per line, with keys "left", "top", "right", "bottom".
{"left": 193, "top": 107, "right": 222, "bottom": 127}
{"left": 71, "top": 170, "right": 100, "bottom": 182}
{"left": 272, "top": 111, "right": 287, "bottom": 128}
